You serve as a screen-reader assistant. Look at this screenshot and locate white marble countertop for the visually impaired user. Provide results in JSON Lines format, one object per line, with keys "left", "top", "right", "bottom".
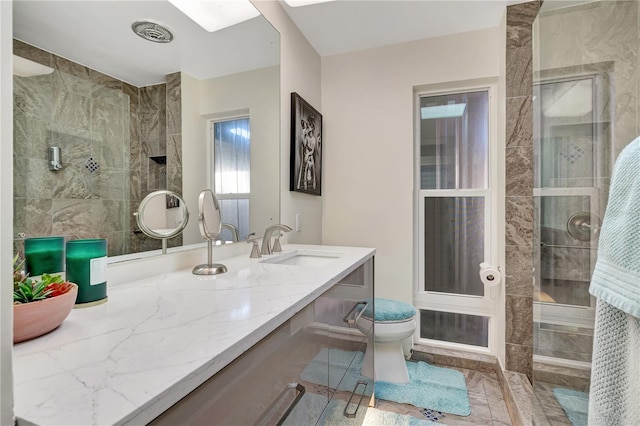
{"left": 13, "top": 244, "right": 375, "bottom": 426}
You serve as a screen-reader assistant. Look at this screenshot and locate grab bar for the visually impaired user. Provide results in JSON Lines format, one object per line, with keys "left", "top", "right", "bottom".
{"left": 254, "top": 382, "right": 305, "bottom": 426}
{"left": 540, "top": 242, "right": 596, "bottom": 250}
{"left": 343, "top": 301, "right": 368, "bottom": 326}
{"left": 343, "top": 380, "right": 368, "bottom": 418}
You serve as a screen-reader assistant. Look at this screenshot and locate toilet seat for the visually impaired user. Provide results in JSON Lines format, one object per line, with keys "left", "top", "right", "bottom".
{"left": 360, "top": 298, "right": 416, "bottom": 322}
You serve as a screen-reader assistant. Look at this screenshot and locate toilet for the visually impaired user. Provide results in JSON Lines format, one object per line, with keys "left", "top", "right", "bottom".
{"left": 355, "top": 298, "right": 417, "bottom": 384}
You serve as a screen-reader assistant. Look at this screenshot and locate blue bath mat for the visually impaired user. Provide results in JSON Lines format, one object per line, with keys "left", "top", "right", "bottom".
{"left": 300, "top": 349, "right": 470, "bottom": 417}
{"left": 553, "top": 388, "right": 589, "bottom": 426}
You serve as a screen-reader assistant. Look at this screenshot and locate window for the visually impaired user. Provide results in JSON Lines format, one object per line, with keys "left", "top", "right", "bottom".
{"left": 212, "top": 117, "right": 250, "bottom": 241}
{"left": 415, "top": 85, "right": 496, "bottom": 352}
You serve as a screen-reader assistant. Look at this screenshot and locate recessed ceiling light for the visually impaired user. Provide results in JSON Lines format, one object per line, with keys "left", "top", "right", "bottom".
{"left": 168, "top": 0, "right": 260, "bottom": 33}
{"left": 284, "top": 0, "right": 336, "bottom": 7}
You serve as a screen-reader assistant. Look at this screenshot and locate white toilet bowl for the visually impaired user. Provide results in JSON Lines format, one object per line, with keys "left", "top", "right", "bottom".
{"left": 355, "top": 298, "right": 417, "bottom": 384}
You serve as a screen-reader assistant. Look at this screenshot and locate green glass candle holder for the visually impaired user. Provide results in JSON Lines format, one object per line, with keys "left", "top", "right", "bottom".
{"left": 24, "top": 236, "right": 65, "bottom": 276}
{"left": 66, "top": 239, "right": 108, "bottom": 307}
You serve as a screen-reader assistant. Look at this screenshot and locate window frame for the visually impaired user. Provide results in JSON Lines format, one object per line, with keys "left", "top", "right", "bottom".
{"left": 209, "top": 115, "right": 251, "bottom": 200}
{"left": 413, "top": 80, "right": 501, "bottom": 355}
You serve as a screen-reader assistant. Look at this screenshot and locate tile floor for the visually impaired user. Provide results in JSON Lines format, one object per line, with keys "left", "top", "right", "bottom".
{"left": 532, "top": 381, "right": 573, "bottom": 425}
{"left": 373, "top": 364, "right": 513, "bottom": 425}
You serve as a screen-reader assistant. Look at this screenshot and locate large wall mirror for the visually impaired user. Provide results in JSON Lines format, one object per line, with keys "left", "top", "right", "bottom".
{"left": 12, "top": 0, "right": 280, "bottom": 258}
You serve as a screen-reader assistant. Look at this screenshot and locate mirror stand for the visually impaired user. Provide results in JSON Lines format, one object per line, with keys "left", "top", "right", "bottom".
{"left": 192, "top": 241, "right": 228, "bottom": 275}
{"left": 192, "top": 189, "right": 227, "bottom": 276}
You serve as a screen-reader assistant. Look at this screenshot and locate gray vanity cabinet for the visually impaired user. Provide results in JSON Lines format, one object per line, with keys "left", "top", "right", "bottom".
{"left": 287, "top": 257, "right": 375, "bottom": 424}
{"left": 150, "top": 257, "right": 374, "bottom": 426}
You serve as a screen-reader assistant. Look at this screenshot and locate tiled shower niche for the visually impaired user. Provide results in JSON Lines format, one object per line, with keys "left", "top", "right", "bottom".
{"left": 13, "top": 40, "right": 182, "bottom": 256}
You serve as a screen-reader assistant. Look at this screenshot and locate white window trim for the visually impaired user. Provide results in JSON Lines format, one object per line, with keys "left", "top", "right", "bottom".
{"left": 413, "top": 79, "right": 501, "bottom": 355}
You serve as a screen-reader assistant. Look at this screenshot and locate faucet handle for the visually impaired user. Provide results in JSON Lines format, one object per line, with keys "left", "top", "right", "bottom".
{"left": 246, "top": 237, "right": 261, "bottom": 258}
{"left": 272, "top": 233, "right": 283, "bottom": 253}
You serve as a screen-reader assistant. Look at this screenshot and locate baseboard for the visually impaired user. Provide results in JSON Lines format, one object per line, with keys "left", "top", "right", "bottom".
{"left": 411, "top": 343, "right": 497, "bottom": 373}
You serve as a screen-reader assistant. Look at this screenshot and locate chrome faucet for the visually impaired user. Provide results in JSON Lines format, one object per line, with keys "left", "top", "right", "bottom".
{"left": 261, "top": 224, "right": 292, "bottom": 255}
{"left": 221, "top": 223, "right": 240, "bottom": 243}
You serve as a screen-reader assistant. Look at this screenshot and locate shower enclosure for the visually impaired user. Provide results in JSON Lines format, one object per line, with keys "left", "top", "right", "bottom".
{"left": 532, "top": 1, "right": 639, "bottom": 424}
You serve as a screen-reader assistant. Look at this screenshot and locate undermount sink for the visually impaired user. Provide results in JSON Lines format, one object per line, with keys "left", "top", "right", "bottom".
{"left": 260, "top": 250, "right": 343, "bottom": 267}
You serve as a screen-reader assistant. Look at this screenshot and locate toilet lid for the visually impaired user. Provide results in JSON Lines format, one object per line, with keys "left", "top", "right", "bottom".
{"left": 360, "top": 298, "right": 416, "bottom": 322}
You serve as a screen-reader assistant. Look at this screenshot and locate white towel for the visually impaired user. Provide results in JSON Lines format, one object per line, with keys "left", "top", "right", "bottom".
{"left": 588, "top": 136, "right": 640, "bottom": 425}
{"left": 589, "top": 137, "right": 640, "bottom": 317}
{"left": 588, "top": 300, "right": 640, "bottom": 426}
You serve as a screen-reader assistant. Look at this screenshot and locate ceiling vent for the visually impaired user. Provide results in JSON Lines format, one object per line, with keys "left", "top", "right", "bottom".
{"left": 131, "top": 21, "right": 174, "bottom": 43}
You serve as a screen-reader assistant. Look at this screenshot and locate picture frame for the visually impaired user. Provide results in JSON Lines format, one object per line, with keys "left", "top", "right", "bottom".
{"left": 290, "top": 92, "right": 322, "bottom": 196}
{"left": 166, "top": 194, "right": 180, "bottom": 209}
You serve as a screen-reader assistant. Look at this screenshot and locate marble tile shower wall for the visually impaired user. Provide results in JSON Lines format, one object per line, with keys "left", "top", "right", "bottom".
{"left": 130, "top": 72, "right": 183, "bottom": 252}
{"left": 13, "top": 40, "right": 182, "bottom": 256}
{"left": 504, "top": 1, "right": 540, "bottom": 380}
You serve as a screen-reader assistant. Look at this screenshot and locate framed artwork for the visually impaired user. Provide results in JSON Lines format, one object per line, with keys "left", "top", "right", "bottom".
{"left": 290, "top": 92, "right": 322, "bottom": 196}
{"left": 166, "top": 194, "right": 180, "bottom": 209}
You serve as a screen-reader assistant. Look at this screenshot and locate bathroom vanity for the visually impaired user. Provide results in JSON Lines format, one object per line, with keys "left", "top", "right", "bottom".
{"left": 12, "top": 244, "right": 375, "bottom": 426}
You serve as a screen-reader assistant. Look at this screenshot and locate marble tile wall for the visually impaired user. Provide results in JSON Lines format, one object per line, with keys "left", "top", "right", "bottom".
{"left": 130, "top": 83, "right": 166, "bottom": 253}
{"left": 13, "top": 40, "right": 183, "bottom": 257}
{"left": 13, "top": 40, "right": 130, "bottom": 256}
{"left": 505, "top": 1, "right": 541, "bottom": 380}
{"left": 166, "top": 72, "right": 182, "bottom": 249}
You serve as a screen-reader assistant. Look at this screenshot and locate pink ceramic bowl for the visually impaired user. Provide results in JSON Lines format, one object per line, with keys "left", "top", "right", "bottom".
{"left": 13, "top": 283, "right": 78, "bottom": 343}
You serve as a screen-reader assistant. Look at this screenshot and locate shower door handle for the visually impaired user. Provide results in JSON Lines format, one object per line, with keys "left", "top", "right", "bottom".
{"left": 343, "top": 380, "right": 368, "bottom": 418}
{"left": 255, "top": 382, "right": 305, "bottom": 426}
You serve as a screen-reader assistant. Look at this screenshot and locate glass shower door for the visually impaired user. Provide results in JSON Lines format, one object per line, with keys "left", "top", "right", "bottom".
{"left": 534, "top": 189, "right": 599, "bottom": 327}
{"left": 532, "top": 1, "right": 637, "bottom": 424}
{"left": 533, "top": 75, "right": 609, "bottom": 357}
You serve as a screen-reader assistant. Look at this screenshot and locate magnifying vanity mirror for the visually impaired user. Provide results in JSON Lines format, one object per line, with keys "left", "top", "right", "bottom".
{"left": 12, "top": 0, "right": 280, "bottom": 260}
{"left": 134, "top": 190, "right": 189, "bottom": 254}
{"left": 192, "top": 189, "right": 227, "bottom": 275}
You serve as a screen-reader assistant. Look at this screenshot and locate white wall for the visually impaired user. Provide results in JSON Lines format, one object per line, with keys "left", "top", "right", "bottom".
{"left": 0, "top": 2, "right": 14, "bottom": 424}
{"left": 321, "top": 28, "right": 502, "bottom": 303}
{"left": 181, "top": 72, "right": 208, "bottom": 245}
{"left": 181, "top": 66, "right": 280, "bottom": 245}
{"left": 204, "top": 66, "right": 280, "bottom": 239}
{"left": 252, "top": 0, "right": 323, "bottom": 244}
